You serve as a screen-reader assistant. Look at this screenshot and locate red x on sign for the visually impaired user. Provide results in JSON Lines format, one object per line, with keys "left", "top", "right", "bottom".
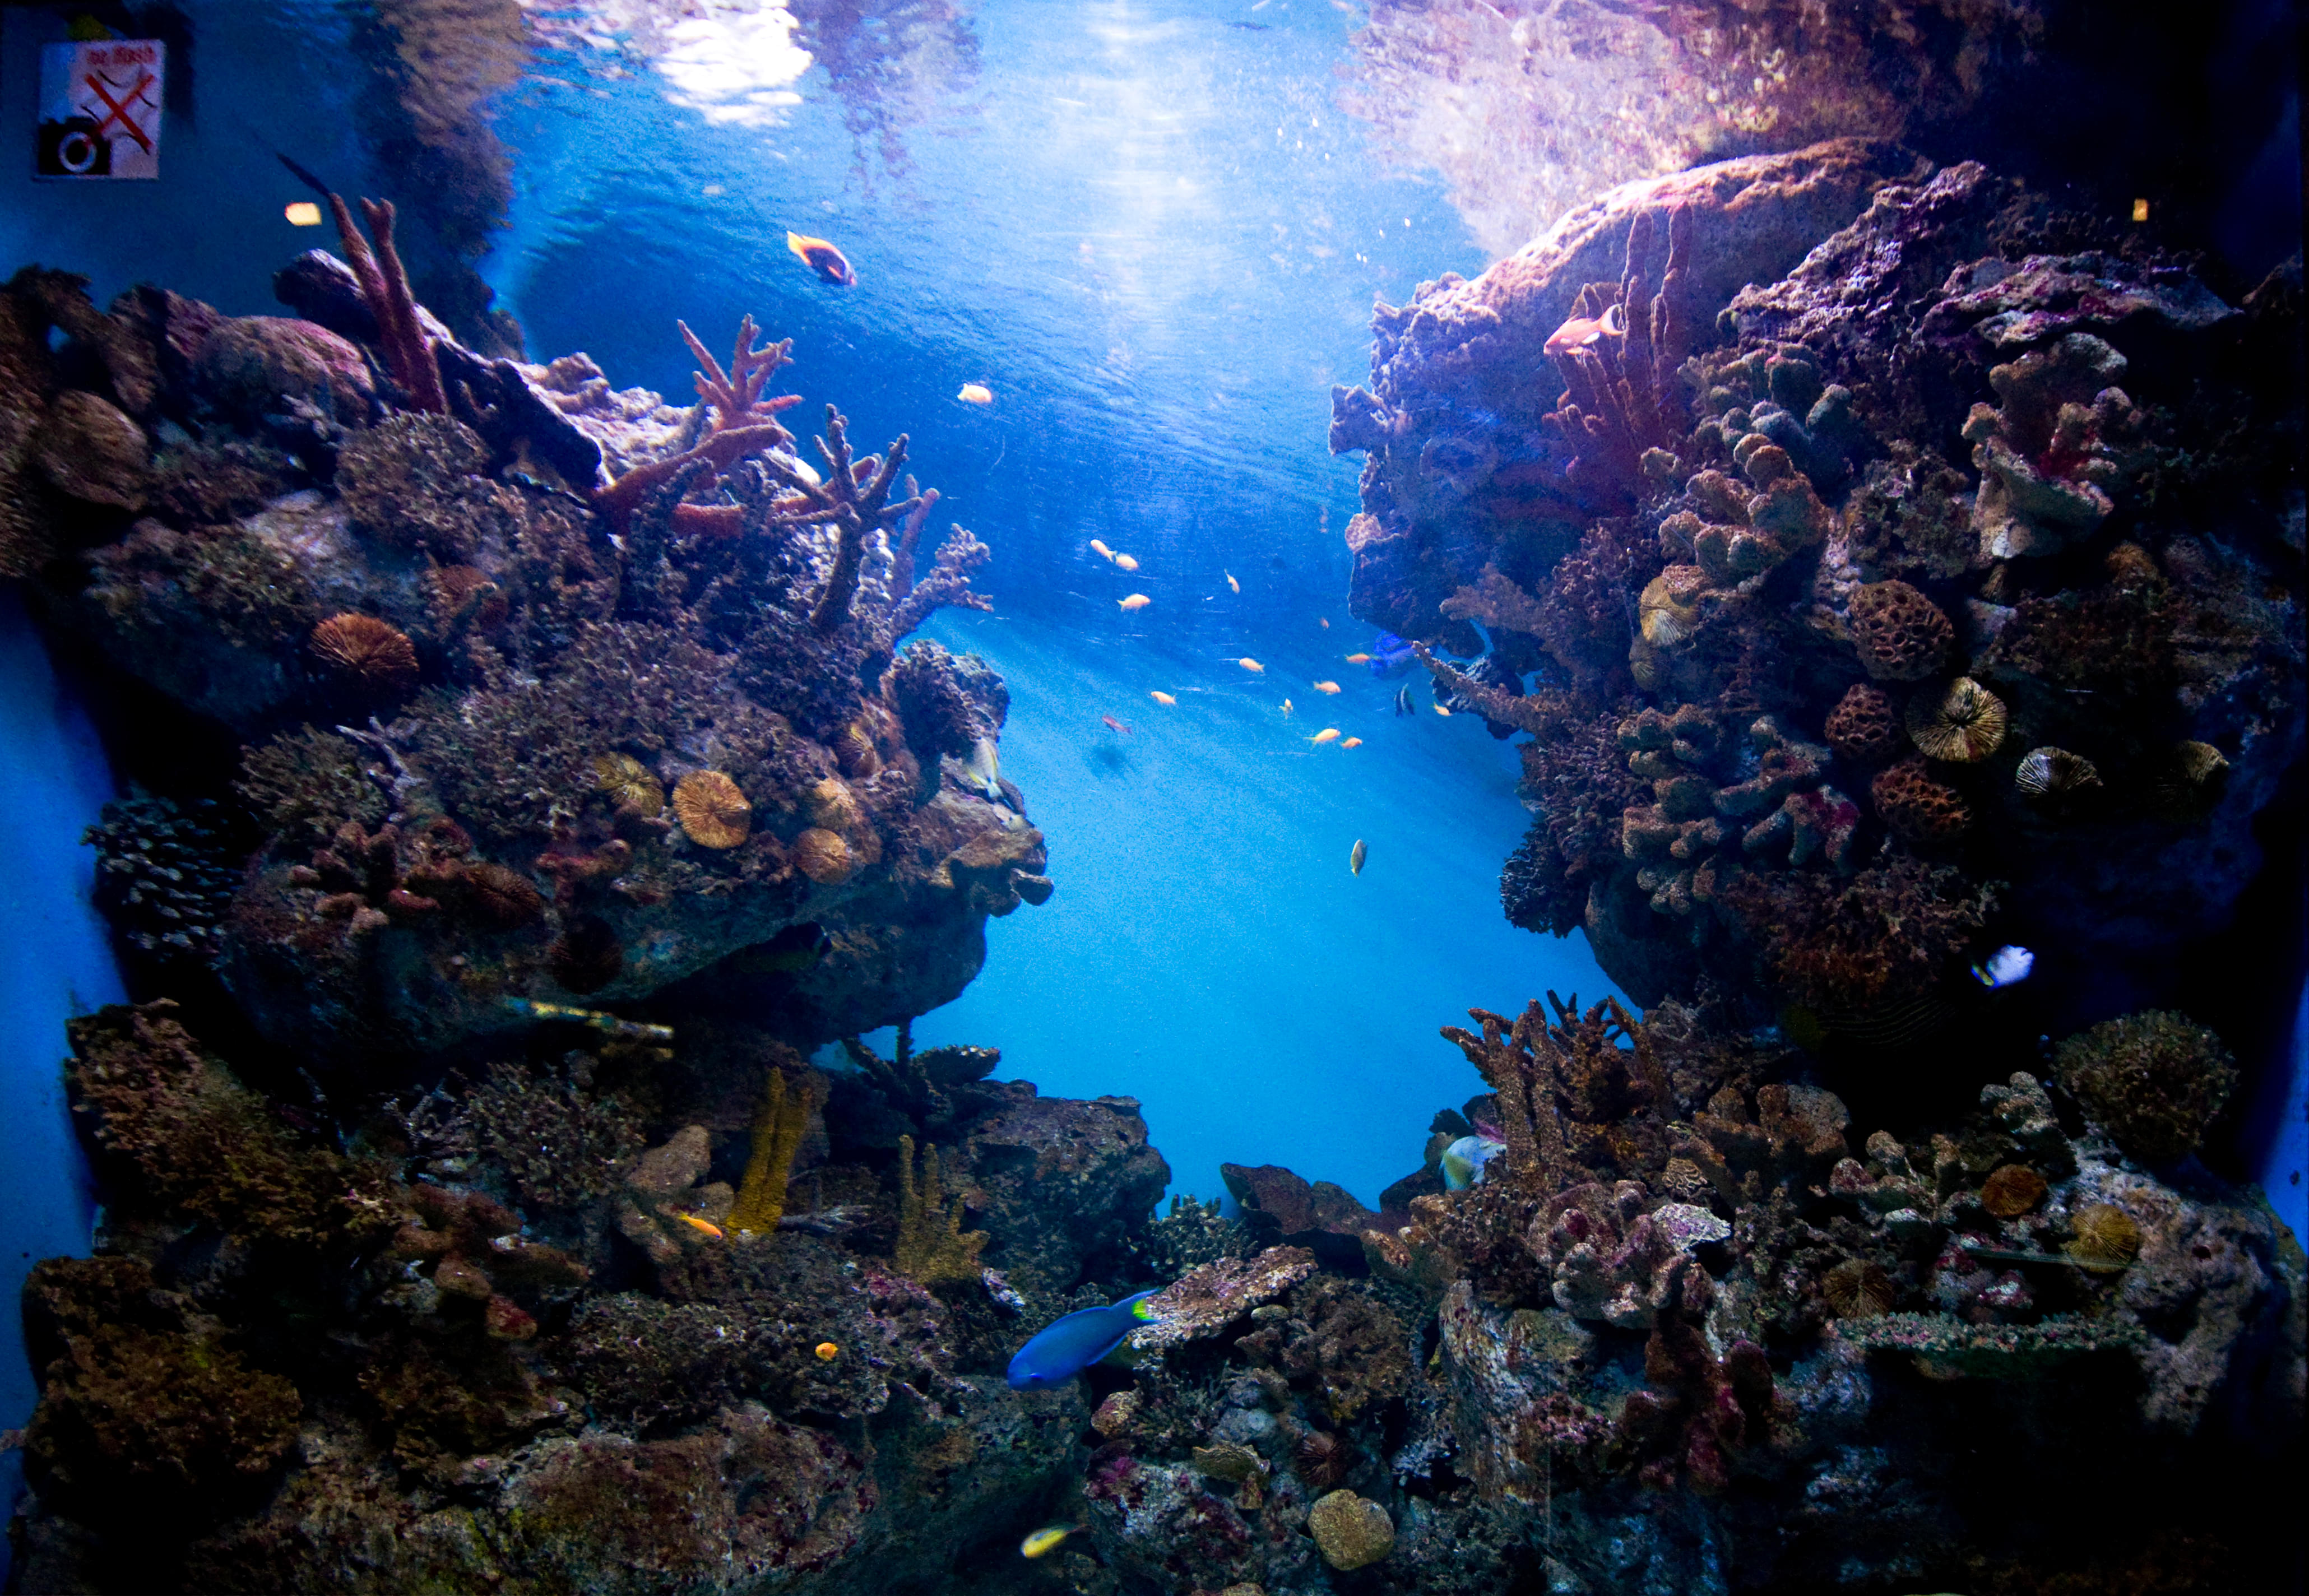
{"left": 84, "top": 67, "right": 156, "bottom": 153}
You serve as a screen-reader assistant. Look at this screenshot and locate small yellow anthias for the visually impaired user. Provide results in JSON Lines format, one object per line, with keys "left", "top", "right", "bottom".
{"left": 814, "top": 1341, "right": 839, "bottom": 1362}
{"left": 1019, "top": 1525, "right": 1078, "bottom": 1558}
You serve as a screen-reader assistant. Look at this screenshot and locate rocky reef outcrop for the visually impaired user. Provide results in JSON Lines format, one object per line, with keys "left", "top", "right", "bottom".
{"left": 1331, "top": 142, "right": 2304, "bottom": 1048}
{"left": 12, "top": 229, "right": 1045, "bottom": 1071}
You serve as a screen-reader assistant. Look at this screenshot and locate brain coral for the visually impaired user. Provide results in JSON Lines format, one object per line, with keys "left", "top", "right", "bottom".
{"left": 2053, "top": 1010, "right": 2238, "bottom": 1164}
{"left": 1870, "top": 757, "right": 1972, "bottom": 846}
{"left": 1823, "top": 683, "right": 1904, "bottom": 767}
{"left": 1848, "top": 581, "right": 1953, "bottom": 682}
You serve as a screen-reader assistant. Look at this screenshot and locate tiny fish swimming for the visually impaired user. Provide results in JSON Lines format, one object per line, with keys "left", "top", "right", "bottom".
{"left": 1349, "top": 838, "right": 1368, "bottom": 875}
{"left": 1118, "top": 593, "right": 1151, "bottom": 611}
{"left": 1149, "top": 690, "right": 1177, "bottom": 706}
{"left": 1114, "top": 553, "right": 1140, "bottom": 572}
{"left": 1973, "top": 945, "right": 2034, "bottom": 988}
{"left": 956, "top": 382, "right": 993, "bottom": 404}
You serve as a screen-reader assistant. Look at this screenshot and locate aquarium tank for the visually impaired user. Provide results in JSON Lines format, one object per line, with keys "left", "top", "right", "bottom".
{"left": 0, "top": 0, "right": 2301, "bottom": 1591}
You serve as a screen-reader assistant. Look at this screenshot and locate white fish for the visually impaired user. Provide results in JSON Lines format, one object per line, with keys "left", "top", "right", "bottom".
{"left": 1971, "top": 945, "right": 2034, "bottom": 989}
{"left": 963, "top": 736, "right": 1002, "bottom": 799}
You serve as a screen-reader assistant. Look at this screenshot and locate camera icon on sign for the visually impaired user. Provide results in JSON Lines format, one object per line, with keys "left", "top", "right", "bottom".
{"left": 37, "top": 115, "right": 112, "bottom": 177}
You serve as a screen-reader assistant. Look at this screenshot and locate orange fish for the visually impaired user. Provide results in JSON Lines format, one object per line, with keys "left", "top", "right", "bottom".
{"left": 1149, "top": 690, "right": 1177, "bottom": 706}
{"left": 1432, "top": 703, "right": 1454, "bottom": 717}
{"left": 1313, "top": 680, "right": 1341, "bottom": 695}
{"left": 1318, "top": 616, "right": 1330, "bottom": 629}
{"left": 1239, "top": 658, "right": 1264, "bottom": 673}
{"left": 814, "top": 1340, "right": 839, "bottom": 1361}
{"left": 1114, "top": 553, "right": 1140, "bottom": 572}
{"left": 1102, "top": 715, "right": 1133, "bottom": 735}
{"left": 1344, "top": 653, "right": 1372, "bottom": 665}
{"left": 1543, "top": 302, "right": 1622, "bottom": 359}
{"left": 957, "top": 382, "right": 993, "bottom": 404}
{"left": 1119, "top": 593, "right": 1151, "bottom": 611}
{"left": 1341, "top": 737, "right": 1363, "bottom": 748}
{"left": 676, "top": 1212, "right": 724, "bottom": 1240}
{"left": 787, "top": 231, "right": 857, "bottom": 286}
{"left": 1309, "top": 727, "right": 1341, "bottom": 745}
{"left": 1091, "top": 540, "right": 1115, "bottom": 560}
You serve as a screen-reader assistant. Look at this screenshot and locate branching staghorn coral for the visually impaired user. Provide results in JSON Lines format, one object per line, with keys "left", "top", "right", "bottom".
{"left": 678, "top": 314, "right": 800, "bottom": 433}
{"left": 893, "top": 1134, "right": 986, "bottom": 1284}
{"left": 1441, "top": 993, "right": 1675, "bottom": 1190}
{"left": 319, "top": 191, "right": 446, "bottom": 414}
{"left": 1411, "top": 643, "right": 1577, "bottom": 738}
{"left": 1543, "top": 205, "right": 1694, "bottom": 511}
{"left": 728, "top": 1067, "right": 824, "bottom": 1234}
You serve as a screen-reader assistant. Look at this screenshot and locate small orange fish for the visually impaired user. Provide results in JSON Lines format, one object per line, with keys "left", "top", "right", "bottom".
{"left": 1225, "top": 571, "right": 1240, "bottom": 595}
{"left": 1318, "top": 616, "right": 1330, "bottom": 629}
{"left": 1239, "top": 658, "right": 1264, "bottom": 673}
{"left": 676, "top": 1212, "right": 724, "bottom": 1240}
{"left": 1313, "top": 680, "right": 1341, "bottom": 695}
{"left": 814, "top": 1340, "right": 839, "bottom": 1361}
{"left": 1091, "top": 539, "right": 1115, "bottom": 560}
{"left": 1344, "top": 653, "right": 1372, "bottom": 665}
{"left": 1149, "top": 690, "right": 1177, "bottom": 706}
{"left": 1433, "top": 703, "right": 1454, "bottom": 717}
{"left": 1542, "top": 302, "right": 1622, "bottom": 359}
{"left": 957, "top": 382, "right": 993, "bottom": 405}
{"left": 1102, "top": 715, "right": 1133, "bottom": 735}
{"left": 1119, "top": 593, "right": 1151, "bottom": 611}
{"left": 1114, "top": 553, "right": 1140, "bottom": 572}
{"left": 1341, "top": 737, "right": 1363, "bottom": 748}
{"left": 786, "top": 230, "right": 857, "bottom": 286}
{"left": 1310, "top": 727, "right": 1341, "bottom": 745}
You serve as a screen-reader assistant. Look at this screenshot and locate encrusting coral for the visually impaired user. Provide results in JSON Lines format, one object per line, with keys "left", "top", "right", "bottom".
{"left": 2054, "top": 1010, "right": 2240, "bottom": 1164}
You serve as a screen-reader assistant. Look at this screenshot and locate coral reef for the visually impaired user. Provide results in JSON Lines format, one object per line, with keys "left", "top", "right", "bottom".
{"left": 2055, "top": 1010, "right": 2241, "bottom": 1165}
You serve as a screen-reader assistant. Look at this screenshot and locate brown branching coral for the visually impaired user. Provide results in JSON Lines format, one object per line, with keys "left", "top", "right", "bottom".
{"left": 393, "top": 1182, "right": 589, "bottom": 1340}
{"left": 729, "top": 1067, "right": 824, "bottom": 1235}
{"left": 892, "top": 1134, "right": 986, "bottom": 1283}
{"left": 1542, "top": 206, "right": 1694, "bottom": 511}
{"left": 463, "top": 1053, "right": 643, "bottom": 1210}
{"left": 678, "top": 314, "right": 800, "bottom": 433}
{"left": 322, "top": 192, "right": 446, "bottom": 414}
{"left": 1441, "top": 992, "right": 1672, "bottom": 1188}
{"left": 1412, "top": 643, "right": 1577, "bottom": 738}
{"left": 66, "top": 1001, "right": 395, "bottom": 1247}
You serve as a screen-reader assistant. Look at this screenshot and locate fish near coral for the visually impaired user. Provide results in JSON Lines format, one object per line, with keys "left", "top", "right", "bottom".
{"left": 956, "top": 382, "right": 993, "bottom": 404}
{"left": 1020, "top": 1526, "right": 1079, "bottom": 1558}
{"left": 675, "top": 1212, "right": 724, "bottom": 1240}
{"left": 1439, "top": 1133, "right": 1504, "bottom": 1190}
{"left": 815, "top": 1340, "right": 840, "bottom": 1361}
{"left": 962, "top": 736, "right": 1002, "bottom": 799}
{"left": 1972, "top": 945, "right": 2034, "bottom": 988}
{"left": 1310, "top": 728, "right": 1340, "bottom": 745}
{"left": 1349, "top": 838, "right": 1367, "bottom": 875}
{"left": 1007, "top": 1292, "right": 1160, "bottom": 1389}
{"left": 1394, "top": 685, "right": 1412, "bottom": 716}
{"left": 787, "top": 230, "right": 856, "bottom": 286}
{"left": 1346, "top": 653, "right": 1373, "bottom": 665}
{"left": 1313, "top": 680, "right": 1342, "bottom": 694}
{"left": 1149, "top": 690, "right": 1177, "bottom": 706}
{"left": 1543, "top": 301, "right": 1624, "bottom": 359}
{"left": 1118, "top": 593, "right": 1151, "bottom": 612}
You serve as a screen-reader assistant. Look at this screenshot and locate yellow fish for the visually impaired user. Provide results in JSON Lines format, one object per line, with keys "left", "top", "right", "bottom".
{"left": 1313, "top": 680, "right": 1341, "bottom": 695}
{"left": 676, "top": 1213, "right": 724, "bottom": 1240}
{"left": 1433, "top": 703, "right": 1454, "bottom": 717}
{"left": 814, "top": 1340, "right": 839, "bottom": 1361}
{"left": 1091, "top": 540, "right": 1115, "bottom": 560}
{"left": 1341, "top": 737, "right": 1362, "bottom": 748}
{"left": 1149, "top": 690, "right": 1177, "bottom": 706}
{"left": 956, "top": 382, "right": 993, "bottom": 405}
{"left": 1114, "top": 553, "right": 1140, "bottom": 572}
{"left": 1239, "top": 658, "right": 1264, "bottom": 673}
{"left": 1350, "top": 838, "right": 1367, "bottom": 875}
{"left": 1021, "top": 1526, "right": 1077, "bottom": 1559}
{"left": 1225, "top": 571, "right": 1240, "bottom": 595}
{"left": 1344, "top": 653, "right": 1372, "bottom": 665}
{"left": 1310, "top": 728, "right": 1340, "bottom": 745}
{"left": 1118, "top": 593, "right": 1151, "bottom": 611}
{"left": 284, "top": 201, "right": 323, "bottom": 227}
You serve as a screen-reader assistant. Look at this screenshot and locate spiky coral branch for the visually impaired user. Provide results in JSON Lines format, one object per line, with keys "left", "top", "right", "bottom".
{"left": 1413, "top": 644, "right": 1577, "bottom": 737}
{"left": 1542, "top": 203, "right": 1693, "bottom": 510}
{"left": 893, "top": 1134, "right": 986, "bottom": 1284}
{"left": 679, "top": 315, "right": 801, "bottom": 433}
{"left": 592, "top": 423, "right": 794, "bottom": 535}
{"left": 324, "top": 194, "right": 447, "bottom": 414}
{"left": 1440, "top": 1001, "right": 1565, "bottom": 1187}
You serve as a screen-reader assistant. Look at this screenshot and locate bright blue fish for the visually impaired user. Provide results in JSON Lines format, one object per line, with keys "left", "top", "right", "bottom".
{"left": 1369, "top": 633, "right": 1417, "bottom": 679}
{"left": 1006, "top": 1291, "right": 1159, "bottom": 1389}
{"left": 1971, "top": 945, "right": 2034, "bottom": 989}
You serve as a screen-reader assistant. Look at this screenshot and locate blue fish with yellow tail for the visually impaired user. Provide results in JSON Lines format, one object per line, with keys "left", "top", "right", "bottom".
{"left": 1007, "top": 1291, "right": 1159, "bottom": 1389}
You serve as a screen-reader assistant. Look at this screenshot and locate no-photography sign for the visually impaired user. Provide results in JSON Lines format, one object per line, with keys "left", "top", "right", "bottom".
{"left": 37, "top": 39, "right": 166, "bottom": 180}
